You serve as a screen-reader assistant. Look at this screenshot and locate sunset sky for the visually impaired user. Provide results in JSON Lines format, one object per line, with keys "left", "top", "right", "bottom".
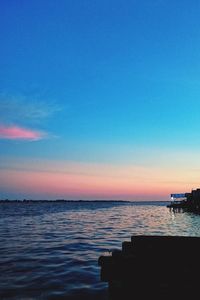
{"left": 1, "top": 0, "right": 200, "bottom": 200}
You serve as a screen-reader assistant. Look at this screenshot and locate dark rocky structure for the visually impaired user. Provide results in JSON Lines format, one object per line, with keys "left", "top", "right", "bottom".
{"left": 98, "top": 235, "right": 200, "bottom": 299}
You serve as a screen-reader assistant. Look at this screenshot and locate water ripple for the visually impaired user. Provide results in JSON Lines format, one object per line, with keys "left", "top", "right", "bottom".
{"left": 0, "top": 201, "right": 200, "bottom": 299}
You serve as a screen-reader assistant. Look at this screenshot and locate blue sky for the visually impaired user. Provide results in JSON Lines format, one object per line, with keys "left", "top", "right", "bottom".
{"left": 1, "top": 0, "right": 200, "bottom": 200}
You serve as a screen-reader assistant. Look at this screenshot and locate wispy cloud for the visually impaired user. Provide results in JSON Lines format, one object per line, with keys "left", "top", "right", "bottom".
{"left": 0, "top": 94, "right": 62, "bottom": 141}
{"left": 0, "top": 94, "right": 62, "bottom": 124}
{"left": 0, "top": 125, "right": 46, "bottom": 141}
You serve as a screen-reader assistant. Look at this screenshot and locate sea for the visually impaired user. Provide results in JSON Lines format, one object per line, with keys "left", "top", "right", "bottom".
{"left": 1, "top": 200, "right": 200, "bottom": 300}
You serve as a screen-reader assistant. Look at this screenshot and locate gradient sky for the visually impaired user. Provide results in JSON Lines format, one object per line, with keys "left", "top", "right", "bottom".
{"left": 1, "top": 0, "right": 200, "bottom": 200}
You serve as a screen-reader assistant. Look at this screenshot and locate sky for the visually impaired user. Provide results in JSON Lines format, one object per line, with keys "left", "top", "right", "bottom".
{"left": 1, "top": 0, "right": 200, "bottom": 200}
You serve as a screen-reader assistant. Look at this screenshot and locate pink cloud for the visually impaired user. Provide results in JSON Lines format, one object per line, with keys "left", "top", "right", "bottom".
{"left": 0, "top": 125, "right": 45, "bottom": 141}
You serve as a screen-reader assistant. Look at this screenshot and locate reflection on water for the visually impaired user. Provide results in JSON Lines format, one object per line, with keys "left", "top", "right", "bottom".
{"left": 0, "top": 201, "right": 200, "bottom": 299}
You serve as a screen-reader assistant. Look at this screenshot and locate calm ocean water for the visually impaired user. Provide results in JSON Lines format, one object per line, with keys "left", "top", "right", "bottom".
{"left": 1, "top": 201, "right": 200, "bottom": 300}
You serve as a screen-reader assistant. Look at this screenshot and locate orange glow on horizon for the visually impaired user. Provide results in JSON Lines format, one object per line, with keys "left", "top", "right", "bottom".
{"left": 1, "top": 156, "right": 199, "bottom": 200}
{"left": 0, "top": 164, "right": 195, "bottom": 200}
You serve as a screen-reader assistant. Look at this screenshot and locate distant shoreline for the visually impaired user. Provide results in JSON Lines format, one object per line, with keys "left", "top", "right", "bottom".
{"left": 0, "top": 199, "right": 129, "bottom": 203}
{"left": 0, "top": 199, "right": 169, "bottom": 204}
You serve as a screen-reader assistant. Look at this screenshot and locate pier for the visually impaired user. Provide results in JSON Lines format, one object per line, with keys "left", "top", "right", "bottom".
{"left": 168, "top": 188, "right": 200, "bottom": 212}
{"left": 98, "top": 235, "right": 200, "bottom": 299}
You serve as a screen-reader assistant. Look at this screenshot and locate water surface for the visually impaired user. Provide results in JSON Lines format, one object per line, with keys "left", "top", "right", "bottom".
{"left": 1, "top": 201, "right": 200, "bottom": 299}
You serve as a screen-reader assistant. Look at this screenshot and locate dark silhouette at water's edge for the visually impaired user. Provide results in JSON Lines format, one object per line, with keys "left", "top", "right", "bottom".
{"left": 167, "top": 188, "right": 200, "bottom": 214}
{"left": 99, "top": 235, "right": 200, "bottom": 299}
